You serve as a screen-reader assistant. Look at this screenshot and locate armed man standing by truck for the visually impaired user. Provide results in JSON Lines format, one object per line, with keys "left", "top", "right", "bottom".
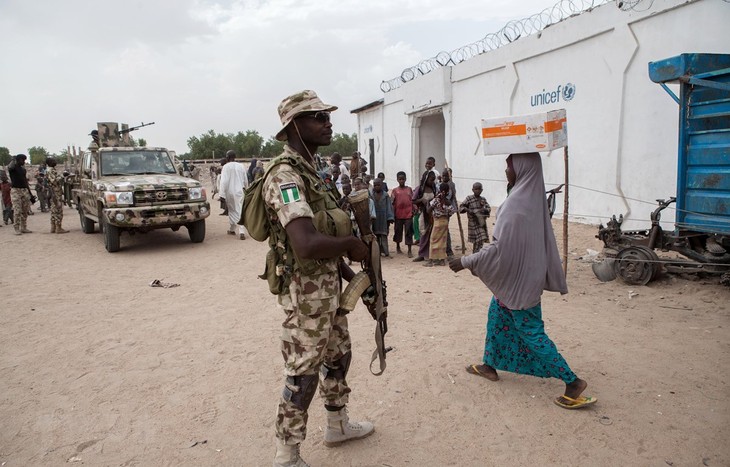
{"left": 45, "top": 157, "right": 69, "bottom": 234}
{"left": 253, "top": 90, "right": 374, "bottom": 467}
{"left": 8, "top": 154, "right": 35, "bottom": 235}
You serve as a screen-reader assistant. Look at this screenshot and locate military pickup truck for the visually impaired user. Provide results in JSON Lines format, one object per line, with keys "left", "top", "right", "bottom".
{"left": 69, "top": 122, "right": 210, "bottom": 252}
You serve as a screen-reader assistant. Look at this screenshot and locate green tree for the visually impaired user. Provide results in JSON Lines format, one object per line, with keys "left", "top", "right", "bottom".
{"left": 187, "top": 130, "right": 233, "bottom": 161}
{"left": 136, "top": 138, "right": 147, "bottom": 147}
{"left": 182, "top": 129, "right": 356, "bottom": 162}
{"left": 260, "top": 137, "right": 285, "bottom": 158}
{"left": 28, "top": 146, "right": 50, "bottom": 165}
{"left": 55, "top": 148, "right": 70, "bottom": 164}
{"left": 232, "top": 130, "right": 264, "bottom": 158}
{"left": 0, "top": 147, "right": 11, "bottom": 166}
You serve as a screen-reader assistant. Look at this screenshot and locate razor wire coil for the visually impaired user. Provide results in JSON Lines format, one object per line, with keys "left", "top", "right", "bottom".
{"left": 379, "top": 0, "right": 650, "bottom": 93}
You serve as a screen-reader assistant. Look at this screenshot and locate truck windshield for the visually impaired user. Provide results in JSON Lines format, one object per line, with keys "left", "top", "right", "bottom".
{"left": 100, "top": 151, "right": 177, "bottom": 176}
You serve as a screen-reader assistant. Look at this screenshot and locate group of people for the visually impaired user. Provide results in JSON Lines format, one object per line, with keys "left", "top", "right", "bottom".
{"left": 318, "top": 153, "right": 493, "bottom": 271}
{"left": 251, "top": 90, "right": 595, "bottom": 467}
{"left": 2, "top": 154, "right": 69, "bottom": 236}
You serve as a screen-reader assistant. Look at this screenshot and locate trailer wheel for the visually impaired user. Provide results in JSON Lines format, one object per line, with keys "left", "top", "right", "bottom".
{"left": 613, "top": 246, "right": 659, "bottom": 285}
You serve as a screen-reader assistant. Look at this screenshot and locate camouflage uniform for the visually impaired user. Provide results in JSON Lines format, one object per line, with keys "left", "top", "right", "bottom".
{"left": 10, "top": 188, "right": 30, "bottom": 231}
{"left": 46, "top": 167, "right": 65, "bottom": 228}
{"left": 263, "top": 145, "right": 352, "bottom": 445}
{"left": 35, "top": 175, "right": 49, "bottom": 212}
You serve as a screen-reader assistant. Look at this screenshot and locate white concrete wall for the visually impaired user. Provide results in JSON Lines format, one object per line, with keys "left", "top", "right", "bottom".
{"left": 355, "top": 0, "right": 730, "bottom": 230}
{"left": 357, "top": 107, "right": 381, "bottom": 175}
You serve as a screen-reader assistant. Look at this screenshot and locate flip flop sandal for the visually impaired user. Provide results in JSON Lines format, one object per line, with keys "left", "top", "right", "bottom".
{"left": 465, "top": 364, "right": 499, "bottom": 381}
{"left": 554, "top": 395, "right": 598, "bottom": 410}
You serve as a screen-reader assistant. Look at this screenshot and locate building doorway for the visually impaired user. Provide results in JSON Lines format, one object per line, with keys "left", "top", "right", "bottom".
{"left": 414, "top": 109, "right": 445, "bottom": 183}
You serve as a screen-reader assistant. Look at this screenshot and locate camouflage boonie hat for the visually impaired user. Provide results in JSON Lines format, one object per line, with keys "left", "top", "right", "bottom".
{"left": 276, "top": 90, "right": 338, "bottom": 141}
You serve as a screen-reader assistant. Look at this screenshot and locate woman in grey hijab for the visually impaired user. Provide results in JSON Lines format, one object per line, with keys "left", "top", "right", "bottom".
{"left": 450, "top": 153, "right": 596, "bottom": 409}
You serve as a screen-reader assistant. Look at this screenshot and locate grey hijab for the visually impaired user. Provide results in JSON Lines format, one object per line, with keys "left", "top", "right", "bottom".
{"left": 461, "top": 153, "right": 567, "bottom": 310}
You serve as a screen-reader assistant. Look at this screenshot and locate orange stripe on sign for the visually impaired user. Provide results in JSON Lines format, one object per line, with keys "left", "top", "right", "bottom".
{"left": 482, "top": 124, "right": 527, "bottom": 138}
{"left": 544, "top": 117, "right": 566, "bottom": 133}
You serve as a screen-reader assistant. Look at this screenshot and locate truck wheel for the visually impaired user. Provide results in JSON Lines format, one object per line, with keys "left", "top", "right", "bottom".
{"left": 101, "top": 215, "right": 121, "bottom": 252}
{"left": 187, "top": 220, "right": 206, "bottom": 243}
{"left": 78, "top": 204, "right": 95, "bottom": 234}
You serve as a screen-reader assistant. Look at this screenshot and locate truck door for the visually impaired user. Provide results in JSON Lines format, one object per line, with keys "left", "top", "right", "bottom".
{"left": 80, "top": 152, "right": 95, "bottom": 218}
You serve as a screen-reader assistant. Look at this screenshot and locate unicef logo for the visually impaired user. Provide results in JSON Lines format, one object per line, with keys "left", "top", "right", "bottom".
{"left": 530, "top": 83, "right": 577, "bottom": 107}
{"left": 562, "top": 83, "right": 576, "bottom": 101}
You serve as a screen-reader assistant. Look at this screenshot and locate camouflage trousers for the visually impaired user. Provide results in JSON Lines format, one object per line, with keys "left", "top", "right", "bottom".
{"left": 50, "top": 195, "right": 64, "bottom": 225}
{"left": 276, "top": 270, "right": 352, "bottom": 445}
{"left": 10, "top": 188, "right": 30, "bottom": 229}
{"left": 36, "top": 190, "right": 48, "bottom": 211}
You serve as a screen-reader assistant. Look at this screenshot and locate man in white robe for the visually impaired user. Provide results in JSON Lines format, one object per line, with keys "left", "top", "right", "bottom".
{"left": 218, "top": 150, "right": 249, "bottom": 239}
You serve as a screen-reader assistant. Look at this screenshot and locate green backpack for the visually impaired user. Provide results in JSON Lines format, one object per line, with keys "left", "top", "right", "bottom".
{"left": 239, "top": 174, "right": 272, "bottom": 242}
{"left": 239, "top": 154, "right": 331, "bottom": 241}
{"left": 239, "top": 154, "right": 308, "bottom": 242}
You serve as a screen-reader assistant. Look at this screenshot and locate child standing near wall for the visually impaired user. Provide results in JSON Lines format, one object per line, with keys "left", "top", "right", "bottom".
{"left": 376, "top": 172, "right": 389, "bottom": 192}
{"left": 390, "top": 171, "right": 414, "bottom": 257}
{"left": 426, "top": 182, "right": 455, "bottom": 266}
{"left": 371, "top": 178, "right": 394, "bottom": 257}
{"left": 460, "top": 182, "right": 491, "bottom": 253}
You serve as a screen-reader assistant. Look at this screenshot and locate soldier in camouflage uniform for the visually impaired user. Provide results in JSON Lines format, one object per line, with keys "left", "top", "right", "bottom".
{"left": 45, "top": 157, "right": 69, "bottom": 234}
{"left": 35, "top": 172, "right": 49, "bottom": 213}
{"left": 264, "top": 90, "right": 373, "bottom": 467}
{"left": 7, "top": 154, "right": 34, "bottom": 235}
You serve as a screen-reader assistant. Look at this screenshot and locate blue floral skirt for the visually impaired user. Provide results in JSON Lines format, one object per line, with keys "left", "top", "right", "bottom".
{"left": 483, "top": 297, "right": 577, "bottom": 384}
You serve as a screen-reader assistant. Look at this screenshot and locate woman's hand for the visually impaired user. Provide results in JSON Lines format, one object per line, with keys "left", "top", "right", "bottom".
{"left": 449, "top": 257, "right": 464, "bottom": 272}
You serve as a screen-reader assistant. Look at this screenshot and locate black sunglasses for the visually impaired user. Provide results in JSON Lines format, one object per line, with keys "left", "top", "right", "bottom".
{"left": 299, "top": 111, "right": 331, "bottom": 123}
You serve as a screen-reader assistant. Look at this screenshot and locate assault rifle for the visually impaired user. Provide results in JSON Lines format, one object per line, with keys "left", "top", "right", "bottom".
{"left": 120, "top": 121, "right": 155, "bottom": 134}
{"left": 339, "top": 189, "right": 392, "bottom": 375}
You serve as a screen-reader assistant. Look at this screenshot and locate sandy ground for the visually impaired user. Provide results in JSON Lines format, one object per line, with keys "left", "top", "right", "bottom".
{"left": 1, "top": 191, "right": 729, "bottom": 467}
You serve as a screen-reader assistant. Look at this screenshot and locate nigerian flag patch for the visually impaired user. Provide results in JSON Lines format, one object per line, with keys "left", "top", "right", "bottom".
{"left": 279, "top": 182, "right": 301, "bottom": 204}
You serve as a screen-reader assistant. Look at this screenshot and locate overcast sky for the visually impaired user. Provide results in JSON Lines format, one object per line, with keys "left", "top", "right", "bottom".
{"left": 1, "top": 0, "right": 562, "bottom": 155}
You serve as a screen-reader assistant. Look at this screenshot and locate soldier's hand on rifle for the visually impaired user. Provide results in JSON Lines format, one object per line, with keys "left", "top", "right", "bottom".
{"left": 347, "top": 237, "right": 368, "bottom": 262}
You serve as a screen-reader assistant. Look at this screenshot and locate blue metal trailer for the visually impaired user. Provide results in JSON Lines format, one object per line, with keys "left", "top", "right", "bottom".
{"left": 595, "top": 53, "right": 730, "bottom": 285}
